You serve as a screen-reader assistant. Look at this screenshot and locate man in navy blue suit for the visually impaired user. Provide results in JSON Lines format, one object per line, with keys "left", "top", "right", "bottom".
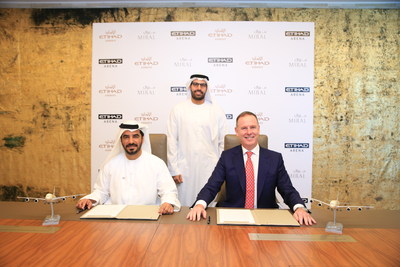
{"left": 187, "top": 111, "right": 316, "bottom": 225}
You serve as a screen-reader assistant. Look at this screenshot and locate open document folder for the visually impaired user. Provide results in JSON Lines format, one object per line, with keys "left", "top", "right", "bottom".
{"left": 80, "top": 205, "right": 160, "bottom": 220}
{"left": 217, "top": 208, "right": 300, "bottom": 226}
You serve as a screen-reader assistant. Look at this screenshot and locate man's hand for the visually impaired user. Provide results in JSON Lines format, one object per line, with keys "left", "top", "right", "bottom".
{"left": 172, "top": 174, "right": 183, "bottom": 184}
{"left": 76, "top": 199, "right": 96, "bottom": 210}
{"left": 293, "top": 208, "right": 316, "bottom": 226}
{"left": 159, "top": 202, "right": 174, "bottom": 215}
{"left": 186, "top": 204, "right": 207, "bottom": 221}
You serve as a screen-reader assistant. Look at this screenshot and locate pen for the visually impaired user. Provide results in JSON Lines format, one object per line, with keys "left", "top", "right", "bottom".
{"left": 76, "top": 207, "right": 87, "bottom": 214}
{"left": 207, "top": 216, "right": 210, "bottom": 224}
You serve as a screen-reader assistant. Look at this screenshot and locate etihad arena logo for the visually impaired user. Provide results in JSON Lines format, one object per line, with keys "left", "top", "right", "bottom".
{"left": 208, "top": 58, "right": 233, "bottom": 63}
{"left": 208, "top": 57, "right": 233, "bottom": 67}
{"left": 285, "top": 31, "right": 310, "bottom": 37}
{"left": 285, "top": 87, "right": 310, "bottom": 96}
{"left": 171, "top": 86, "right": 187, "bottom": 97}
{"left": 285, "top": 143, "right": 309, "bottom": 152}
{"left": 99, "top": 58, "right": 123, "bottom": 65}
{"left": 98, "top": 114, "right": 123, "bottom": 123}
{"left": 171, "top": 31, "right": 196, "bottom": 36}
{"left": 285, "top": 31, "right": 310, "bottom": 40}
{"left": 171, "top": 31, "right": 196, "bottom": 40}
{"left": 98, "top": 114, "right": 123, "bottom": 120}
{"left": 208, "top": 28, "right": 233, "bottom": 40}
{"left": 98, "top": 30, "right": 123, "bottom": 42}
{"left": 170, "top": 86, "right": 186, "bottom": 93}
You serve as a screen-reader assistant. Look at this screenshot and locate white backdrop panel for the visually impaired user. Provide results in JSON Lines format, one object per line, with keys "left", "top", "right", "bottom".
{"left": 92, "top": 21, "right": 314, "bottom": 208}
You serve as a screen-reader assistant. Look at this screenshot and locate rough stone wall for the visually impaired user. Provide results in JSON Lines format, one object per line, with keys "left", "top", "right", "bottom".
{"left": 0, "top": 8, "right": 398, "bottom": 209}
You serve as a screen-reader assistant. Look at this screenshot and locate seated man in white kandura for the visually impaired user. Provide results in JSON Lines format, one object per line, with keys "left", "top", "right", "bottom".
{"left": 77, "top": 120, "right": 181, "bottom": 214}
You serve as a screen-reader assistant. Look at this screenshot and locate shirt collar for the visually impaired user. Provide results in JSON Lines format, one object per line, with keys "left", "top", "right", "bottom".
{"left": 241, "top": 144, "right": 260, "bottom": 156}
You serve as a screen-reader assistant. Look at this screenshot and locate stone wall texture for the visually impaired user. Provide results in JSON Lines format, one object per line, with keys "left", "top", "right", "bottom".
{"left": 0, "top": 8, "right": 398, "bottom": 209}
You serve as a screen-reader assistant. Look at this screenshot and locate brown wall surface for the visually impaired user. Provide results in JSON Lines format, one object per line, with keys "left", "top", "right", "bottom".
{"left": 0, "top": 8, "right": 398, "bottom": 209}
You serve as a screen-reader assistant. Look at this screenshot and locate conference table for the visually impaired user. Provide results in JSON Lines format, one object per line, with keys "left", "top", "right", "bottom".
{"left": 0, "top": 201, "right": 399, "bottom": 267}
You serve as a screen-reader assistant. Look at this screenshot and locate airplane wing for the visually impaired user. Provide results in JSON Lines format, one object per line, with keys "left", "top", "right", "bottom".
{"left": 17, "top": 197, "right": 46, "bottom": 202}
{"left": 53, "top": 194, "right": 86, "bottom": 200}
{"left": 310, "top": 198, "right": 330, "bottom": 206}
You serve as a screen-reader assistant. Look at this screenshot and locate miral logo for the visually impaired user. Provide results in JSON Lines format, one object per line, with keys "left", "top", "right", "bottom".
{"left": 174, "top": 57, "right": 192, "bottom": 68}
{"left": 137, "top": 85, "right": 156, "bottom": 96}
{"left": 289, "top": 169, "right": 307, "bottom": 179}
{"left": 289, "top": 114, "right": 307, "bottom": 124}
{"left": 248, "top": 85, "right": 267, "bottom": 96}
{"left": 248, "top": 29, "right": 267, "bottom": 40}
{"left": 289, "top": 58, "right": 308, "bottom": 68}
{"left": 137, "top": 30, "right": 156, "bottom": 40}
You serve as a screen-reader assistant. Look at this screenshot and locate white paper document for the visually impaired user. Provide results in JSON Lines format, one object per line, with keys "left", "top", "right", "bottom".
{"left": 80, "top": 205, "right": 126, "bottom": 218}
{"left": 218, "top": 209, "right": 256, "bottom": 224}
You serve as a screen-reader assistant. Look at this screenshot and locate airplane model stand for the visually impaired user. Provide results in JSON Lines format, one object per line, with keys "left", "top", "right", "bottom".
{"left": 310, "top": 198, "right": 373, "bottom": 235}
{"left": 325, "top": 208, "right": 343, "bottom": 234}
{"left": 42, "top": 202, "right": 61, "bottom": 226}
{"left": 18, "top": 189, "right": 85, "bottom": 226}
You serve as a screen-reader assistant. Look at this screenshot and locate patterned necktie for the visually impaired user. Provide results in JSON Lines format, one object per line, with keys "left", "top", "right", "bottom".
{"left": 245, "top": 151, "right": 255, "bottom": 209}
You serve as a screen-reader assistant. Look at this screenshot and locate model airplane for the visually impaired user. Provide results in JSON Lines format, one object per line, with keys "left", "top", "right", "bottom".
{"left": 18, "top": 188, "right": 85, "bottom": 226}
{"left": 310, "top": 197, "right": 374, "bottom": 234}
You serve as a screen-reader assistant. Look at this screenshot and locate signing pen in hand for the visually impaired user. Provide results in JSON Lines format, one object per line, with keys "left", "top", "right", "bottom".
{"left": 76, "top": 207, "right": 87, "bottom": 214}
{"left": 207, "top": 216, "right": 211, "bottom": 224}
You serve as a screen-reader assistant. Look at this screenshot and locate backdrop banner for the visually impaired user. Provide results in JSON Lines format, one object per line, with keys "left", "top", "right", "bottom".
{"left": 92, "top": 21, "right": 315, "bottom": 208}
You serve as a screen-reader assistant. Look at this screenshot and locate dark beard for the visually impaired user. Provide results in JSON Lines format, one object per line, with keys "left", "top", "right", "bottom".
{"left": 124, "top": 142, "right": 142, "bottom": 155}
{"left": 191, "top": 90, "right": 205, "bottom": 101}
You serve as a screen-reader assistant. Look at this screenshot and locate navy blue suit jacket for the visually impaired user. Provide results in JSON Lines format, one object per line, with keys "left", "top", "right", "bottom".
{"left": 196, "top": 145, "right": 304, "bottom": 211}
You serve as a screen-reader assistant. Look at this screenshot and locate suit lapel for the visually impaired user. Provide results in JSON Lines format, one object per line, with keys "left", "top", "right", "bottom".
{"left": 232, "top": 146, "right": 246, "bottom": 193}
{"left": 257, "top": 148, "right": 268, "bottom": 201}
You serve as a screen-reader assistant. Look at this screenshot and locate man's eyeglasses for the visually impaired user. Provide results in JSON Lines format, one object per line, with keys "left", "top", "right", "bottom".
{"left": 191, "top": 82, "right": 207, "bottom": 88}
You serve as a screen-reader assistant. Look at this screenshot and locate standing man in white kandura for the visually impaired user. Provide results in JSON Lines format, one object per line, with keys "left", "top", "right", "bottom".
{"left": 167, "top": 74, "right": 227, "bottom": 206}
{"left": 77, "top": 120, "right": 181, "bottom": 214}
